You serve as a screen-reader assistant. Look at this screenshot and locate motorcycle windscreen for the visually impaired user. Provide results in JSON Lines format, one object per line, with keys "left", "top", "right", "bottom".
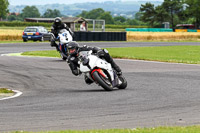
{"left": 80, "top": 63, "right": 90, "bottom": 72}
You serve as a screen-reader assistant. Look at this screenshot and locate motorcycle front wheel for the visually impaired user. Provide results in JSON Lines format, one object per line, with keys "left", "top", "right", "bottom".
{"left": 92, "top": 71, "right": 113, "bottom": 91}
{"left": 117, "top": 75, "right": 127, "bottom": 89}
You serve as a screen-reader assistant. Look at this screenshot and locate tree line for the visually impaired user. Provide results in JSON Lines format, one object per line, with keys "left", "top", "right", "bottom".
{"left": 1, "top": 0, "right": 199, "bottom": 28}
{"left": 0, "top": 0, "right": 145, "bottom": 26}
{"left": 8, "top": 6, "right": 62, "bottom": 21}
{"left": 139, "top": 0, "right": 200, "bottom": 29}
{"left": 0, "top": 0, "right": 63, "bottom": 21}
{"left": 77, "top": 8, "right": 146, "bottom": 25}
{"left": 6, "top": 6, "right": 146, "bottom": 26}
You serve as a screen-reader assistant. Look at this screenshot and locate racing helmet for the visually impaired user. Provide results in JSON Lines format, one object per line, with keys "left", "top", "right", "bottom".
{"left": 68, "top": 41, "right": 80, "bottom": 56}
{"left": 54, "top": 17, "right": 62, "bottom": 25}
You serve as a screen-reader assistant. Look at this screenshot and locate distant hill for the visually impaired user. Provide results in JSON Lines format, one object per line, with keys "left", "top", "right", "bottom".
{"left": 9, "top": 1, "right": 162, "bottom": 18}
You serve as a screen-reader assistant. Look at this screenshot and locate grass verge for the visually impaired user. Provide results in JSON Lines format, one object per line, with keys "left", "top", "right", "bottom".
{"left": 22, "top": 50, "right": 60, "bottom": 58}
{"left": 0, "top": 40, "right": 51, "bottom": 43}
{"left": 106, "top": 46, "right": 200, "bottom": 64}
{"left": 11, "top": 126, "right": 200, "bottom": 133}
{"left": 0, "top": 40, "right": 24, "bottom": 43}
{"left": 22, "top": 45, "right": 200, "bottom": 64}
{"left": 0, "top": 88, "right": 13, "bottom": 94}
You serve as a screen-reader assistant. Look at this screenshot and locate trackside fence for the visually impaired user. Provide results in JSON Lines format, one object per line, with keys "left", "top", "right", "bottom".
{"left": 73, "top": 31, "right": 126, "bottom": 41}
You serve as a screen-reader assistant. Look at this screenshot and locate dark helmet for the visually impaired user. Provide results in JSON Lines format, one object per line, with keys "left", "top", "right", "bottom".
{"left": 54, "top": 17, "right": 62, "bottom": 25}
{"left": 68, "top": 41, "right": 80, "bottom": 56}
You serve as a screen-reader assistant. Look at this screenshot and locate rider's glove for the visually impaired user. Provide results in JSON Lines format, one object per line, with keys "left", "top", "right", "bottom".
{"left": 72, "top": 69, "right": 82, "bottom": 76}
{"left": 97, "top": 50, "right": 105, "bottom": 57}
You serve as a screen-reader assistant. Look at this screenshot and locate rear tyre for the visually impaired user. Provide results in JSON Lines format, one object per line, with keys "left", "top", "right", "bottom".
{"left": 117, "top": 75, "right": 127, "bottom": 89}
{"left": 92, "top": 71, "right": 113, "bottom": 91}
{"left": 23, "top": 39, "right": 27, "bottom": 42}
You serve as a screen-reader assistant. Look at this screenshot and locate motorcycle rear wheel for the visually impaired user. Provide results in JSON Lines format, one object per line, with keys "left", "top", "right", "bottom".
{"left": 92, "top": 71, "right": 113, "bottom": 91}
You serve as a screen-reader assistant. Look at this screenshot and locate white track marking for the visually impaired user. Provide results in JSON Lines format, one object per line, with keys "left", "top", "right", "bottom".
{"left": 0, "top": 90, "right": 23, "bottom": 101}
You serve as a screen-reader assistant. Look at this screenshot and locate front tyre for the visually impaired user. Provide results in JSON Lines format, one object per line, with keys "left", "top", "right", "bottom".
{"left": 92, "top": 71, "right": 113, "bottom": 91}
{"left": 117, "top": 75, "right": 127, "bottom": 89}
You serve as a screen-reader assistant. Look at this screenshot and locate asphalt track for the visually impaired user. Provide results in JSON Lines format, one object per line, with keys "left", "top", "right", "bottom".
{"left": 0, "top": 42, "right": 200, "bottom": 131}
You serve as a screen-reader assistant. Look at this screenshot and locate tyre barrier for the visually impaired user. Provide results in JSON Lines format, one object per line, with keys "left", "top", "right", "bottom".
{"left": 43, "top": 34, "right": 52, "bottom": 41}
{"left": 42, "top": 32, "right": 127, "bottom": 42}
{"left": 74, "top": 31, "right": 126, "bottom": 41}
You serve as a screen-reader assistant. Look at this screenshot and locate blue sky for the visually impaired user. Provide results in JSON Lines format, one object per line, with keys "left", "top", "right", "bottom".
{"left": 9, "top": 0, "right": 164, "bottom": 5}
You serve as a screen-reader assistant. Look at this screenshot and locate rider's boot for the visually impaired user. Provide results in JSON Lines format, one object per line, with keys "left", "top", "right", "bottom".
{"left": 103, "top": 51, "right": 122, "bottom": 76}
{"left": 50, "top": 40, "right": 57, "bottom": 47}
{"left": 84, "top": 75, "right": 94, "bottom": 85}
{"left": 110, "top": 59, "right": 122, "bottom": 76}
{"left": 55, "top": 45, "right": 59, "bottom": 51}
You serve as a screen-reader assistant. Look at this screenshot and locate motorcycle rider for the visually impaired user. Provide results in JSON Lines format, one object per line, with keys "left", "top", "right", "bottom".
{"left": 50, "top": 17, "right": 74, "bottom": 48}
{"left": 67, "top": 41, "right": 122, "bottom": 84}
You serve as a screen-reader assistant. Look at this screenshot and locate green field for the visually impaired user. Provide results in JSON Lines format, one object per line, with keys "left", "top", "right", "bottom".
{"left": 22, "top": 45, "right": 200, "bottom": 64}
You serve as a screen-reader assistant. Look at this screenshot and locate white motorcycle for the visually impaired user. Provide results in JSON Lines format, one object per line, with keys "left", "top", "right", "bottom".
{"left": 51, "top": 29, "right": 73, "bottom": 60}
{"left": 78, "top": 50, "right": 127, "bottom": 91}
